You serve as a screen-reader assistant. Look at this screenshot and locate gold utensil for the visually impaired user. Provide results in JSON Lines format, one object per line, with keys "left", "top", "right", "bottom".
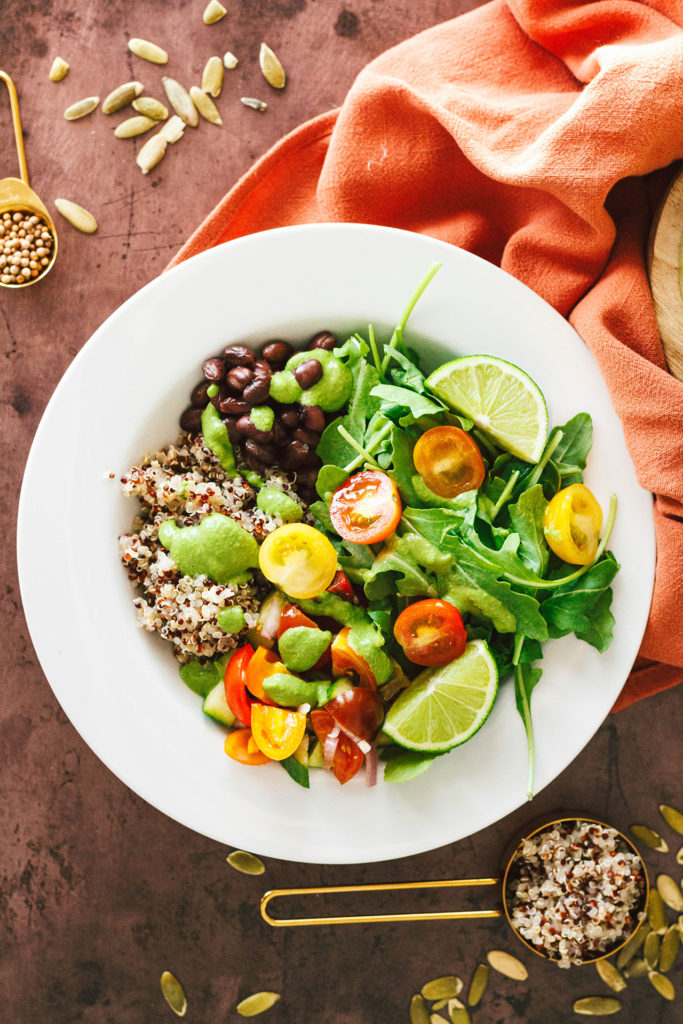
{"left": 0, "top": 69, "right": 57, "bottom": 288}
{"left": 260, "top": 816, "right": 648, "bottom": 965}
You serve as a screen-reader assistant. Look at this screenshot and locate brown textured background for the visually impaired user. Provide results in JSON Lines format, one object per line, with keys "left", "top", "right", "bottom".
{"left": 1, "top": 2, "right": 681, "bottom": 1022}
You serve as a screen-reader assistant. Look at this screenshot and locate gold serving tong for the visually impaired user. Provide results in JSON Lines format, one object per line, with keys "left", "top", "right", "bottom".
{"left": 0, "top": 69, "right": 58, "bottom": 287}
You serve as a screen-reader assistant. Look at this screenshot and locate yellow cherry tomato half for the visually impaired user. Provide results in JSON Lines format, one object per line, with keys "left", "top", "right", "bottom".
{"left": 250, "top": 705, "right": 307, "bottom": 761}
{"left": 258, "top": 523, "right": 338, "bottom": 600}
{"left": 224, "top": 728, "right": 270, "bottom": 765}
{"left": 543, "top": 483, "right": 603, "bottom": 565}
{"left": 413, "top": 426, "right": 485, "bottom": 499}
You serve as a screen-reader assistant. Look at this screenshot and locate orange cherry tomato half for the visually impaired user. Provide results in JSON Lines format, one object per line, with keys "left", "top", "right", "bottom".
{"left": 329, "top": 471, "right": 402, "bottom": 545}
{"left": 310, "top": 708, "right": 364, "bottom": 785}
{"left": 224, "top": 644, "right": 255, "bottom": 725}
{"left": 413, "top": 426, "right": 485, "bottom": 499}
{"left": 393, "top": 599, "right": 467, "bottom": 667}
{"left": 246, "top": 646, "right": 285, "bottom": 702}
{"left": 224, "top": 728, "right": 270, "bottom": 765}
{"left": 250, "top": 705, "right": 307, "bottom": 761}
{"left": 331, "top": 627, "right": 377, "bottom": 689}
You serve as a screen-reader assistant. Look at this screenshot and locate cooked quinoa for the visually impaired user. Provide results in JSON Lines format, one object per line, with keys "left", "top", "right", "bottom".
{"left": 119, "top": 433, "right": 308, "bottom": 662}
{"left": 507, "top": 820, "right": 646, "bottom": 968}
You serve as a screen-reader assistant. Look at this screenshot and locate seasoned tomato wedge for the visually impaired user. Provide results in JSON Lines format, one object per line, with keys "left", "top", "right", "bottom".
{"left": 224, "top": 644, "right": 255, "bottom": 724}
{"left": 413, "top": 426, "right": 485, "bottom": 499}
{"left": 325, "top": 688, "right": 383, "bottom": 743}
{"left": 310, "top": 708, "right": 364, "bottom": 785}
{"left": 329, "top": 471, "right": 402, "bottom": 545}
{"left": 224, "top": 728, "right": 270, "bottom": 765}
{"left": 393, "top": 599, "right": 467, "bottom": 667}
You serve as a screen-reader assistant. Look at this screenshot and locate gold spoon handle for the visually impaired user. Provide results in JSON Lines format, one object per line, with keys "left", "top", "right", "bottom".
{"left": 0, "top": 70, "right": 29, "bottom": 185}
{"left": 260, "top": 877, "right": 502, "bottom": 927}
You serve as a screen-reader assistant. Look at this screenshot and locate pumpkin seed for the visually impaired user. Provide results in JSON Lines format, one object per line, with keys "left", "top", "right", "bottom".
{"left": 679, "top": 915, "right": 683, "bottom": 939}
{"left": 421, "top": 977, "right": 462, "bottom": 1001}
{"left": 448, "top": 1005, "right": 470, "bottom": 1024}
{"left": 431, "top": 998, "right": 451, "bottom": 1011}
{"left": 573, "top": 996, "right": 621, "bottom": 1015}
{"left": 49, "top": 57, "right": 69, "bottom": 82}
{"left": 676, "top": 845, "right": 683, "bottom": 866}
{"left": 467, "top": 963, "right": 488, "bottom": 1007}
{"left": 644, "top": 930, "right": 661, "bottom": 968}
{"left": 202, "top": 56, "right": 224, "bottom": 97}
{"left": 189, "top": 87, "right": 222, "bottom": 125}
{"left": 657, "top": 873, "right": 683, "bottom": 912}
{"left": 203, "top": 0, "right": 227, "bottom": 24}
{"left": 128, "top": 38, "right": 168, "bottom": 64}
{"left": 64, "top": 96, "right": 99, "bottom": 120}
{"left": 114, "top": 115, "right": 158, "bottom": 139}
{"left": 648, "top": 889, "right": 668, "bottom": 933}
{"left": 236, "top": 991, "right": 280, "bottom": 1016}
{"left": 623, "top": 958, "right": 648, "bottom": 979}
{"left": 136, "top": 133, "right": 167, "bottom": 174}
{"left": 410, "top": 994, "right": 430, "bottom": 1024}
{"left": 159, "top": 116, "right": 185, "bottom": 144}
{"left": 616, "top": 923, "right": 649, "bottom": 969}
{"left": 161, "top": 77, "right": 198, "bottom": 127}
{"left": 486, "top": 950, "right": 527, "bottom": 981}
{"left": 259, "top": 43, "right": 286, "bottom": 89}
{"left": 160, "top": 971, "right": 187, "bottom": 1017}
{"left": 241, "top": 97, "right": 267, "bottom": 112}
{"left": 227, "top": 850, "right": 265, "bottom": 875}
{"left": 224, "top": 51, "right": 239, "bottom": 69}
{"left": 595, "top": 960, "right": 626, "bottom": 992}
{"left": 54, "top": 198, "right": 98, "bottom": 233}
{"left": 132, "top": 97, "right": 168, "bottom": 120}
{"left": 648, "top": 970, "right": 675, "bottom": 1000}
{"left": 630, "top": 824, "right": 668, "bottom": 852}
{"left": 102, "top": 81, "right": 143, "bottom": 114}
{"left": 429, "top": 1016, "right": 447, "bottom": 1024}
{"left": 659, "top": 804, "right": 683, "bottom": 835}
{"left": 659, "top": 925, "right": 681, "bottom": 972}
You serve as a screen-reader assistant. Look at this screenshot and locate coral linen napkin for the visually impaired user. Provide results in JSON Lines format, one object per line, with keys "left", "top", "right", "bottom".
{"left": 171, "top": 0, "right": 683, "bottom": 711}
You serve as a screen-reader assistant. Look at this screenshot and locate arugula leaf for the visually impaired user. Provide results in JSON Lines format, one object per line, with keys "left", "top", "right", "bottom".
{"left": 362, "top": 533, "right": 451, "bottom": 600}
{"left": 383, "top": 749, "right": 438, "bottom": 783}
{"left": 444, "top": 532, "right": 547, "bottom": 589}
{"left": 385, "top": 346, "right": 428, "bottom": 391}
{"left": 573, "top": 588, "right": 616, "bottom": 652}
{"left": 370, "top": 384, "right": 445, "bottom": 425}
{"left": 540, "top": 552, "right": 618, "bottom": 649}
{"left": 309, "top": 499, "right": 335, "bottom": 533}
{"left": 280, "top": 755, "right": 310, "bottom": 789}
{"left": 401, "top": 506, "right": 468, "bottom": 545}
{"left": 441, "top": 553, "right": 548, "bottom": 640}
{"left": 514, "top": 661, "right": 542, "bottom": 799}
{"left": 388, "top": 426, "right": 423, "bottom": 506}
{"left": 548, "top": 413, "right": 593, "bottom": 485}
{"left": 316, "top": 415, "right": 358, "bottom": 467}
{"left": 508, "top": 484, "right": 549, "bottom": 576}
{"left": 315, "top": 465, "right": 349, "bottom": 501}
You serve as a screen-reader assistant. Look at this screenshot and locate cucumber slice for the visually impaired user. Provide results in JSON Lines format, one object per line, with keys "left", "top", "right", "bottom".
{"left": 202, "top": 680, "right": 235, "bottom": 726}
{"left": 308, "top": 739, "right": 326, "bottom": 768}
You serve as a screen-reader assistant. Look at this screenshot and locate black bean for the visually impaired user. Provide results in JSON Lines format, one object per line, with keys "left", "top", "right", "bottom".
{"left": 281, "top": 439, "right": 312, "bottom": 469}
{"left": 271, "top": 420, "right": 287, "bottom": 445}
{"left": 223, "top": 344, "right": 255, "bottom": 367}
{"left": 262, "top": 340, "right": 293, "bottom": 365}
{"left": 236, "top": 415, "right": 273, "bottom": 443}
{"left": 210, "top": 386, "right": 224, "bottom": 409}
{"left": 202, "top": 357, "right": 226, "bottom": 382}
{"left": 279, "top": 407, "right": 300, "bottom": 429}
{"left": 293, "top": 359, "right": 323, "bottom": 390}
{"left": 219, "top": 395, "right": 251, "bottom": 416}
{"left": 245, "top": 439, "right": 276, "bottom": 465}
{"left": 222, "top": 416, "right": 240, "bottom": 444}
{"left": 300, "top": 404, "right": 325, "bottom": 432}
{"left": 190, "top": 381, "right": 211, "bottom": 408}
{"left": 180, "top": 406, "right": 203, "bottom": 434}
{"left": 308, "top": 330, "right": 337, "bottom": 351}
{"left": 242, "top": 377, "right": 271, "bottom": 405}
{"left": 296, "top": 466, "right": 319, "bottom": 489}
{"left": 252, "top": 359, "right": 273, "bottom": 381}
{"left": 293, "top": 427, "right": 320, "bottom": 447}
{"left": 227, "top": 365, "right": 253, "bottom": 392}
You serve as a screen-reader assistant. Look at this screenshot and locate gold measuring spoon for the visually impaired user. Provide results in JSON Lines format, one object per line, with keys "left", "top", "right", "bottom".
{"left": 0, "top": 69, "right": 57, "bottom": 288}
{"left": 260, "top": 816, "right": 649, "bottom": 965}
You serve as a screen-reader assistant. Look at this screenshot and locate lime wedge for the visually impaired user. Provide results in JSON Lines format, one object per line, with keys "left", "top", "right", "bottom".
{"left": 426, "top": 355, "right": 548, "bottom": 463}
{"left": 382, "top": 641, "right": 499, "bottom": 753}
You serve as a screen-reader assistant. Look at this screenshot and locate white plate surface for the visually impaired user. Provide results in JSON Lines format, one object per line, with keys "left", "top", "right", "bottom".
{"left": 17, "top": 224, "right": 655, "bottom": 864}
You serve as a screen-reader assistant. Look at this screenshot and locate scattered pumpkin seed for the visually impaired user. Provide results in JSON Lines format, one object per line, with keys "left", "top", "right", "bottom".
{"left": 202, "top": 56, "right": 224, "bottom": 97}
{"left": 573, "top": 996, "right": 621, "bottom": 1015}
{"left": 659, "top": 804, "right": 683, "bottom": 835}
{"left": 623, "top": 958, "right": 648, "bottom": 979}
{"left": 136, "top": 133, "right": 167, "bottom": 174}
{"left": 644, "top": 930, "right": 661, "bottom": 968}
{"left": 54, "top": 198, "right": 98, "bottom": 233}
{"left": 162, "top": 77, "right": 198, "bottom": 127}
{"left": 486, "top": 950, "right": 527, "bottom": 981}
{"left": 64, "top": 96, "right": 99, "bottom": 120}
{"left": 159, "top": 115, "right": 185, "bottom": 144}
{"left": 429, "top": 1016, "right": 447, "bottom": 1024}
{"left": 467, "top": 963, "right": 488, "bottom": 1007}
{"left": 227, "top": 850, "right": 265, "bottom": 875}
{"left": 224, "top": 51, "right": 239, "bottom": 69}
{"left": 616, "top": 923, "right": 649, "bottom": 969}
{"left": 259, "top": 43, "right": 286, "bottom": 89}
{"left": 102, "top": 81, "right": 143, "bottom": 114}
{"left": 114, "top": 115, "right": 158, "bottom": 138}
{"left": 448, "top": 1005, "right": 470, "bottom": 1024}
{"left": 657, "top": 873, "right": 683, "bottom": 912}
{"left": 49, "top": 57, "right": 70, "bottom": 82}
{"left": 128, "top": 38, "right": 168, "bottom": 64}
{"left": 659, "top": 925, "right": 681, "bottom": 972}
{"left": 648, "top": 970, "right": 675, "bottom": 1000}
{"left": 595, "top": 959, "right": 626, "bottom": 993}
{"left": 676, "top": 845, "right": 683, "bottom": 866}
{"left": 431, "top": 998, "right": 451, "bottom": 1011}
{"left": 132, "top": 97, "right": 168, "bottom": 120}
{"left": 421, "top": 977, "right": 462, "bottom": 1001}
{"left": 236, "top": 991, "right": 280, "bottom": 1016}
{"left": 409, "top": 994, "right": 430, "bottom": 1024}
{"left": 189, "top": 87, "right": 222, "bottom": 125}
{"left": 630, "top": 824, "right": 668, "bottom": 853}
{"left": 203, "top": 0, "right": 227, "bottom": 24}
{"left": 648, "top": 889, "right": 668, "bottom": 933}
{"left": 160, "top": 971, "right": 187, "bottom": 1017}
{"left": 678, "top": 914, "right": 683, "bottom": 939}
{"left": 241, "top": 97, "right": 267, "bottom": 112}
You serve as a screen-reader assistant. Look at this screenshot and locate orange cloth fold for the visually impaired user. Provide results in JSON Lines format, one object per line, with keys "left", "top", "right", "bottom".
{"left": 171, "top": 0, "right": 683, "bottom": 710}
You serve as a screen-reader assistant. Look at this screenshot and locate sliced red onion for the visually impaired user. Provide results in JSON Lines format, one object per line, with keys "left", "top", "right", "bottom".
{"left": 323, "top": 724, "right": 341, "bottom": 768}
{"left": 364, "top": 744, "right": 378, "bottom": 788}
{"left": 256, "top": 591, "right": 286, "bottom": 642}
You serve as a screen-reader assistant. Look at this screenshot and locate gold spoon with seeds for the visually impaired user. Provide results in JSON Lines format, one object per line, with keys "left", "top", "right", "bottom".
{"left": 0, "top": 70, "right": 58, "bottom": 288}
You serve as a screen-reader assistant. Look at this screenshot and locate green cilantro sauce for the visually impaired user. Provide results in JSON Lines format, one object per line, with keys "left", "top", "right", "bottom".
{"left": 278, "top": 626, "right": 332, "bottom": 672}
{"left": 201, "top": 402, "right": 237, "bottom": 476}
{"left": 158, "top": 512, "right": 259, "bottom": 585}
{"left": 217, "top": 606, "right": 246, "bottom": 634}
{"left": 257, "top": 486, "right": 303, "bottom": 522}
{"left": 297, "top": 593, "right": 392, "bottom": 684}
{"left": 270, "top": 349, "right": 352, "bottom": 412}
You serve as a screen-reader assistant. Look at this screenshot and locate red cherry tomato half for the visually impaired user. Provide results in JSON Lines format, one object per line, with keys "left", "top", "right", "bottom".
{"left": 325, "top": 688, "right": 384, "bottom": 743}
{"left": 326, "top": 570, "right": 355, "bottom": 602}
{"left": 413, "top": 426, "right": 485, "bottom": 499}
{"left": 393, "top": 599, "right": 467, "bottom": 667}
{"left": 310, "top": 708, "right": 365, "bottom": 785}
{"left": 224, "top": 644, "right": 255, "bottom": 724}
{"left": 329, "top": 471, "right": 402, "bottom": 545}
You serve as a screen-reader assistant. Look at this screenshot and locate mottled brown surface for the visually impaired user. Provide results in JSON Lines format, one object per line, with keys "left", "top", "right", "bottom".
{"left": 1, "top": 2, "right": 681, "bottom": 1022}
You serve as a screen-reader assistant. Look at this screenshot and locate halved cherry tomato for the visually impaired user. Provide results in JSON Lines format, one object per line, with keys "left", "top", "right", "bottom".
{"left": 543, "top": 483, "right": 602, "bottom": 565}
{"left": 259, "top": 524, "right": 338, "bottom": 599}
{"left": 394, "top": 599, "right": 467, "bottom": 666}
{"left": 224, "top": 644, "right": 255, "bottom": 724}
{"left": 413, "top": 426, "right": 485, "bottom": 499}
{"left": 310, "top": 708, "right": 364, "bottom": 785}
{"left": 224, "top": 728, "right": 270, "bottom": 765}
{"left": 327, "top": 570, "right": 355, "bottom": 602}
{"left": 329, "top": 471, "right": 402, "bottom": 545}
{"left": 331, "top": 627, "right": 376, "bottom": 689}
{"left": 278, "top": 604, "right": 331, "bottom": 667}
{"left": 246, "top": 646, "right": 285, "bottom": 702}
{"left": 250, "top": 705, "right": 307, "bottom": 761}
{"left": 325, "top": 688, "right": 384, "bottom": 743}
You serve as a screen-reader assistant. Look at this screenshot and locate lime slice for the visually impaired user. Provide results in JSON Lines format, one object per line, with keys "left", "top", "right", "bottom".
{"left": 426, "top": 355, "right": 548, "bottom": 462}
{"left": 382, "top": 641, "right": 498, "bottom": 753}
